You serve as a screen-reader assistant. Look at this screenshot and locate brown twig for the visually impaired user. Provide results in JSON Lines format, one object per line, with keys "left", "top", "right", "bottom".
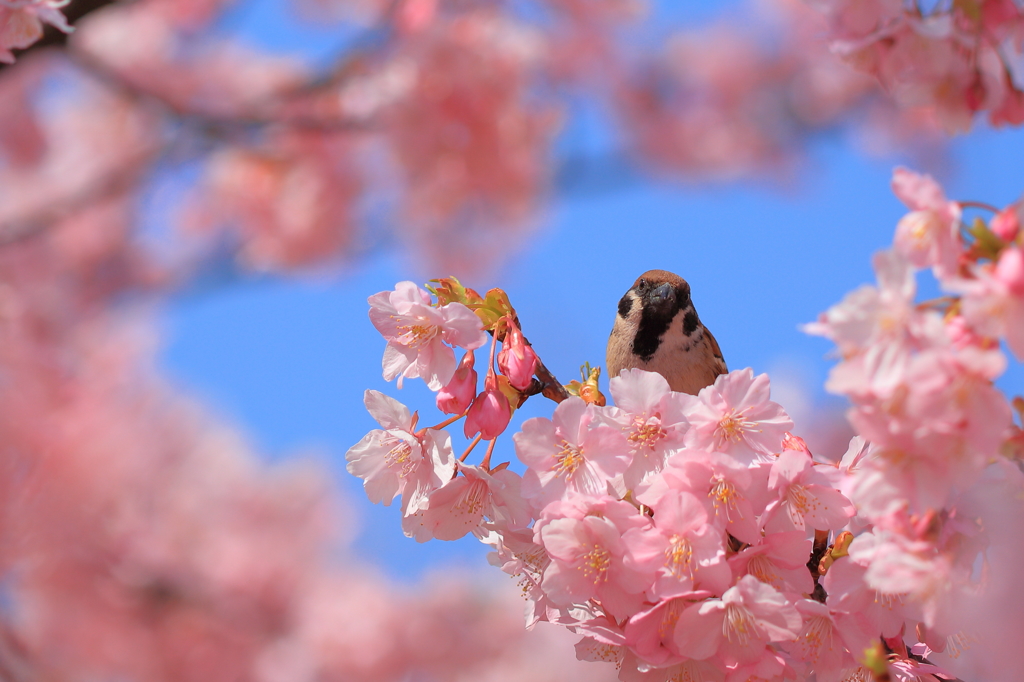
{"left": 806, "top": 529, "right": 830, "bottom": 603}
{"left": 533, "top": 357, "right": 570, "bottom": 403}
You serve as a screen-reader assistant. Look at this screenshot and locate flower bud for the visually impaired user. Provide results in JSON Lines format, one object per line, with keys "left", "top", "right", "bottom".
{"left": 464, "top": 376, "right": 512, "bottom": 440}
{"left": 436, "top": 351, "right": 477, "bottom": 414}
{"left": 497, "top": 322, "right": 538, "bottom": 391}
{"left": 991, "top": 205, "right": 1020, "bottom": 242}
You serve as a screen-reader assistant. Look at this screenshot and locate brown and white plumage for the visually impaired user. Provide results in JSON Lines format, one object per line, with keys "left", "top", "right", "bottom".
{"left": 606, "top": 270, "right": 727, "bottom": 395}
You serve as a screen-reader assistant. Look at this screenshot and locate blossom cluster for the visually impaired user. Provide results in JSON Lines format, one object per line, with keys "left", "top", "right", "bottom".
{"left": 805, "top": 167, "right": 1024, "bottom": 667}
{"left": 351, "top": 168, "right": 1024, "bottom": 681}
{"left": 0, "top": 223, "right": 615, "bottom": 682}
{"left": 7, "top": 0, "right": 1014, "bottom": 284}
{"left": 807, "top": 0, "right": 1024, "bottom": 131}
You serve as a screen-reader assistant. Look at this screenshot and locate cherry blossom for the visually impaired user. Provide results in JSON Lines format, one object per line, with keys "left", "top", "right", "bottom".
{"left": 514, "top": 397, "right": 630, "bottom": 509}
{"left": 368, "top": 281, "right": 488, "bottom": 390}
{"left": 955, "top": 245, "right": 1024, "bottom": 360}
{"left": 762, "top": 449, "right": 855, "bottom": 533}
{"left": 345, "top": 390, "right": 455, "bottom": 508}
{"left": 603, "top": 368, "right": 692, "bottom": 490}
{"left": 638, "top": 450, "right": 764, "bottom": 545}
{"left": 621, "top": 490, "right": 732, "bottom": 599}
{"left": 727, "top": 531, "right": 814, "bottom": 595}
{"left": 673, "top": 575, "right": 802, "bottom": 666}
{"left": 808, "top": 0, "right": 1024, "bottom": 130}
{"left": 404, "top": 463, "right": 530, "bottom": 542}
{"left": 683, "top": 369, "right": 794, "bottom": 463}
{"left": 534, "top": 494, "right": 652, "bottom": 620}
{"left": 891, "top": 167, "right": 963, "bottom": 279}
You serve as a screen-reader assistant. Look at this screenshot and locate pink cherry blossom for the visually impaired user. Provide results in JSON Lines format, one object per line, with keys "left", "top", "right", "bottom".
{"left": 807, "top": 249, "right": 947, "bottom": 397}
{"left": 956, "top": 246, "right": 1024, "bottom": 360}
{"left": 622, "top": 490, "right": 731, "bottom": 599}
{"left": 345, "top": 390, "right": 455, "bottom": 508}
{"left": 728, "top": 531, "right": 814, "bottom": 595}
{"left": 822, "top": 537, "right": 909, "bottom": 639}
{"left": 603, "top": 368, "right": 692, "bottom": 490}
{"left": 673, "top": 575, "right": 802, "bottom": 666}
{"left": 622, "top": 594, "right": 709, "bottom": 669}
{"left": 809, "top": 1, "right": 1024, "bottom": 131}
{"left": 891, "top": 167, "right": 963, "bottom": 279}
{"left": 514, "top": 397, "right": 630, "bottom": 509}
{"left": 846, "top": 346, "right": 1010, "bottom": 510}
{"left": 404, "top": 463, "right": 530, "bottom": 542}
{"left": 368, "top": 281, "right": 488, "bottom": 390}
{"left": 683, "top": 369, "right": 794, "bottom": 463}
{"left": 762, "top": 449, "right": 855, "bottom": 533}
{"left": 534, "top": 494, "right": 651, "bottom": 620}
{"left": 783, "top": 599, "right": 875, "bottom": 682}
{"left": 638, "top": 450, "right": 763, "bottom": 545}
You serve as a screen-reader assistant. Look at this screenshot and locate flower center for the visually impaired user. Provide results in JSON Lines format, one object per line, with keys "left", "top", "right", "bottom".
{"left": 723, "top": 603, "right": 761, "bottom": 646}
{"left": 664, "top": 535, "right": 695, "bottom": 580}
{"left": 668, "top": 662, "right": 708, "bottom": 682}
{"left": 627, "top": 414, "right": 667, "bottom": 452}
{"left": 945, "top": 631, "right": 977, "bottom": 659}
{"left": 657, "top": 599, "right": 684, "bottom": 640}
{"left": 714, "top": 408, "right": 757, "bottom": 447}
{"left": 746, "top": 554, "right": 779, "bottom": 588}
{"left": 382, "top": 434, "right": 416, "bottom": 477}
{"left": 785, "top": 483, "right": 815, "bottom": 520}
{"left": 708, "top": 475, "right": 744, "bottom": 521}
{"left": 394, "top": 320, "right": 439, "bottom": 348}
{"left": 795, "top": 615, "right": 834, "bottom": 663}
{"left": 578, "top": 543, "right": 611, "bottom": 585}
{"left": 555, "top": 440, "right": 585, "bottom": 477}
{"left": 873, "top": 591, "right": 903, "bottom": 610}
{"left": 455, "top": 479, "right": 487, "bottom": 518}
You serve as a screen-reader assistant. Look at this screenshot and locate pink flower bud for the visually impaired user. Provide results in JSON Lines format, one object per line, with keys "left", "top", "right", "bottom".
{"left": 436, "top": 351, "right": 477, "bottom": 415}
{"left": 991, "top": 206, "right": 1020, "bottom": 242}
{"left": 464, "top": 378, "right": 512, "bottom": 440}
{"left": 497, "top": 323, "right": 538, "bottom": 391}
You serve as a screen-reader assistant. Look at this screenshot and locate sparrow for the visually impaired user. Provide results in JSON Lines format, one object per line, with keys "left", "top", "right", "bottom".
{"left": 606, "top": 269, "right": 727, "bottom": 395}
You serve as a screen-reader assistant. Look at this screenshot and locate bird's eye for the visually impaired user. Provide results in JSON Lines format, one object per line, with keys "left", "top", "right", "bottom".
{"left": 637, "top": 279, "right": 648, "bottom": 292}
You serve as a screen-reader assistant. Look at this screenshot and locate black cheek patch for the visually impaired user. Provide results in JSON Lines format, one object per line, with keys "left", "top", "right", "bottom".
{"left": 682, "top": 310, "right": 699, "bottom": 336}
{"left": 617, "top": 294, "right": 632, "bottom": 318}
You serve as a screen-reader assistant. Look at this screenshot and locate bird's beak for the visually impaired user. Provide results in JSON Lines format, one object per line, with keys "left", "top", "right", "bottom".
{"left": 647, "top": 282, "right": 676, "bottom": 310}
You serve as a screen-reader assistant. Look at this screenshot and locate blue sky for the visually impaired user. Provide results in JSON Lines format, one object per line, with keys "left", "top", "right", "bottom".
{"left": 159, "top": 0, "right": 1024, "bottom": 580}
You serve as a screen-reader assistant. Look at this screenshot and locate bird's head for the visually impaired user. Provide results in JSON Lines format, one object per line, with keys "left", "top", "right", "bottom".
{"left": 618, "top": 270, "right": 692, "bottom": 323}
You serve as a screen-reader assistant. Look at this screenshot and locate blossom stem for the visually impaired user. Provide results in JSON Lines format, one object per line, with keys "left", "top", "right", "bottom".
{"left": 958, "top": 200, "right": 1000, "bottom": 213}
{"left": 480, "top": 438, "right": 498, "bottom": 470}
{"left": 459, "top": 433, "right": 484, "bottom": 462}
{"left": 915, "top": 295, "right": 957, "bottom": 311}
{"left": 426, "top": 413, "right": 467, "bottom": 431}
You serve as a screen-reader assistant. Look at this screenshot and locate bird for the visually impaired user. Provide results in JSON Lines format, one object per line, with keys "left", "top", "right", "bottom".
{"left": 606, "top": 269, "right": 727, "bottom": 395}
